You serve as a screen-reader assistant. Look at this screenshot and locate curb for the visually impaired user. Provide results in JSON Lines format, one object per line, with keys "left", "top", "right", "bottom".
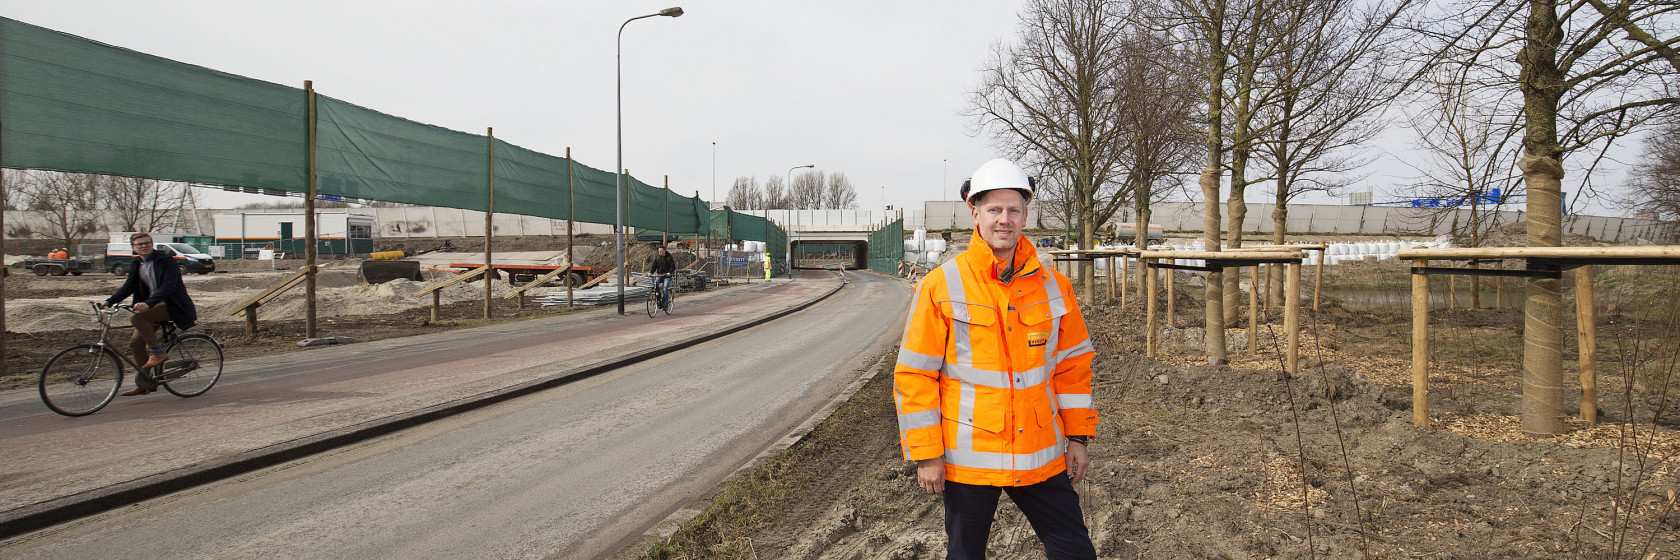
{"left": 610, "top": 307, "right": 899, "bottom": 558}
{"left": 0, "top": 276, "right": 847, "bottom": 539}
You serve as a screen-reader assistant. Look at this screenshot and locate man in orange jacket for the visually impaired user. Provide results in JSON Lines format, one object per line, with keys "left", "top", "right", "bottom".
{"left": 894, "top": 159, "right": 1098, "bottom": 559}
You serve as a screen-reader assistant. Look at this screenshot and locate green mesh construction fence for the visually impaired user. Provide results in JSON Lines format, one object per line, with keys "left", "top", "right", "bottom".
{"left": 0, "top": 17, "right": 307, "bottom": 191}
{"left": 868, "top": 219, "right": 904, "bottom": 274}
{"left": 0, "top": 16, "right": 712, "bottom": 235}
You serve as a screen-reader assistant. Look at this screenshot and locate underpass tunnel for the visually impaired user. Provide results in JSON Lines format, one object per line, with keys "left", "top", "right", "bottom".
{"left": 792, "top": 240, "right": 868, "bottom": 269}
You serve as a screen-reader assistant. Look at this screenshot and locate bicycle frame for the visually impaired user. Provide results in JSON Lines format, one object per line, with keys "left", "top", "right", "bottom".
{"left": 86, "top": 302, "right": 179, "bottom": 380}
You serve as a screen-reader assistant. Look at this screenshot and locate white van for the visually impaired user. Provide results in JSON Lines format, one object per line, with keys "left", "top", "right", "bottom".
{"left": 105, "top": 234, "right": 217, "bottom": 275}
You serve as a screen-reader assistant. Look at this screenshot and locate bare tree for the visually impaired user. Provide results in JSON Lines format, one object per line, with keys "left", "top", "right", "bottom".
{"left": 1256, "top": 0, "right": 1413, "bottom": 306}
{"left": 823, "top": 172, "right": 859, "bottom": 209}
{"left": 101, "top": 177, "right": 199, "bottom": 232}
{"left": 1113, "top": 25, "right": 1202, "bottom": 251}
{"left": 762, "top": 175, "right": 790, "bottom": 209}
{"left": 1624, "top": 118, "right": 1680, "bottom": 223}
{"left": 1028, "top": 160, "right": 1079, "bottom": 231}
{"left": 19, "top": 171, "right": 102, "bottom": 248}
{"left": 1157, "top": 0, "right": 1248, "bottom": 363}
{"left": 972, "top": 0, "right": 1132, "bottom": 301}
{"left": 1, "top": 170, "right": 20, "bottom": 211}
{"left": 1397, "top": 64, "right": 1524, "bottom": 246}
{"left": 1421, "top": 0, "right": 1680, "bottom": 434}
{"left": 726, "top": 176, "right": 765, "bottom": 209}
{"left": 790, "top": 171, "right": 826, "bottom": 209}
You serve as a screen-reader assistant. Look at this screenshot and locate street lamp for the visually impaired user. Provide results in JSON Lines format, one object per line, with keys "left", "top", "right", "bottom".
{"left": 942, "top": 158, "right": 948, "bottom": 200}
{"left": 615, "top": 6, "right": 683, "bottom": 314}
{"left": 787, "top": 164, "right": 813, "bottom": 278}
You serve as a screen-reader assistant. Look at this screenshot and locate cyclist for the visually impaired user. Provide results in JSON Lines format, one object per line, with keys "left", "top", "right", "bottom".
{"left": 649, "top": 245, "right": 676, "bottom": 310}
{"left": 101, "top": 232, "right": 198, "bottom": 396}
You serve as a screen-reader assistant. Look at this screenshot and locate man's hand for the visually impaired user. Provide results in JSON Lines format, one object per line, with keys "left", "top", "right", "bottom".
{"left": 1065, "top": 440, "right": 1090, "bottom": 484}
{"left": 917, "top": 457, "right": 946, "bottom": 495}
{"left": 133, "top": 302, "right": 149, "bottom": 313}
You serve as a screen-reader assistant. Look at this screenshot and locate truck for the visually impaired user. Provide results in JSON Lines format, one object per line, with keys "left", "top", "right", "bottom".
{"left": 1114, "top": 223, "right": 1165, "bottom": 246}
{"left": 18, "top": 251, "right": 96, "bottom": 276}
{"left": 103, "top": 232, "right": 217, "bottom": 275}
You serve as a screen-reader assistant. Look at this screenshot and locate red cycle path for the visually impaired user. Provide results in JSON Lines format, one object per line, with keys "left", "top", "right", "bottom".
{"left": 0, "top": 274, "right": 838, "bottom": 520}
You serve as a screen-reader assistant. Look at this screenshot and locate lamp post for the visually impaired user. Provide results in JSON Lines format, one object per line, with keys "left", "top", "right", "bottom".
{"left": 787, "top": 164, "right": 813, "bottom": 278}
{"left": 615, "top": 6, "right": 683, "bottom": 314}
{"left": 942, "top": 158, "right": 948, "bottom": 200}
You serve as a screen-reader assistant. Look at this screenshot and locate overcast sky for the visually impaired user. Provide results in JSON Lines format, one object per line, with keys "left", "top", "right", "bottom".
{"left": 6, "top": 0, "right": 1636, "bottom": 216}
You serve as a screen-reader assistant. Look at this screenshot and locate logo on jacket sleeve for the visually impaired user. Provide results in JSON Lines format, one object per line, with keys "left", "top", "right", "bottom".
{"left": 1027, "top": 332, "right": 1049, "bottom": 347}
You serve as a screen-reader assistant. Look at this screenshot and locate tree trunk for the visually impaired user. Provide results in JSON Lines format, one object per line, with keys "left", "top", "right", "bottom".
{"left": 1521, "top": 154, "right": 1566, "bottom": 435}
{"left": 1271, "top": 193, "right": 1289, "bottom": 308}
{"left": 1517, "top": 0, "right": 1567, "bottom": 435}
{"left": 1201, "top": 168, "right": 1227, "bottom": 364}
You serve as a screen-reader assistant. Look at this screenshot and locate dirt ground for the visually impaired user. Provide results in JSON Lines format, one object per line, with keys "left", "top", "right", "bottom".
{"left": 639, "top": 232, "right": 1680, "bottom": 559}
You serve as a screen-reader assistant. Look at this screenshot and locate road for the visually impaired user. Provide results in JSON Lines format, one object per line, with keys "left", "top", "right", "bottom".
{"left": 0, "top": 270, "right": 910, "bottom": 558}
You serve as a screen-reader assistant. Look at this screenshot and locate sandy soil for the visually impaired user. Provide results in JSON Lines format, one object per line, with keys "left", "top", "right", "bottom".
{"left": 0, "top": 237, "right": 706, "bottom": 384}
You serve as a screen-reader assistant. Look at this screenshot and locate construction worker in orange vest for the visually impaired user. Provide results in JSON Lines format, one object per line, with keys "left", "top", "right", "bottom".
{"left": 894, "top": 159, "right": 1098, "bottom": 559}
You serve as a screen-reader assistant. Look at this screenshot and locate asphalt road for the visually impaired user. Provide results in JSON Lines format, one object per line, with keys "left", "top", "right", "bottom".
{"left": 0, "top": 270, "right": 910, "bottom": 559}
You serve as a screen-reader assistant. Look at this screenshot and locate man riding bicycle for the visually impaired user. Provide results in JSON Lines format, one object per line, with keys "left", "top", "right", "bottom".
{"left": 649, "top": 245, "right": 676, "bottom": 309}
{"left": 101, "top": 232, "right": 198, "bottom": 396}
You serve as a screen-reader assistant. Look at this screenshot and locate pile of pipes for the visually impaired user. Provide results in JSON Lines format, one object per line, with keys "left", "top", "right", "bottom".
{"left": 535, "top": 276, "right": 655, "bottom": 307}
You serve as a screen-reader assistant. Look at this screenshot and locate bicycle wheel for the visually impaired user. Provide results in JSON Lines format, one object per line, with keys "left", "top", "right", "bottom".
{"left": 663, "top": 289, "right": 674, "bottom": 315}
{"left": 161, "top": 334, "right": 224, "bottom": 397}
{"left": 39, "top": 344, "right": 124, "bottom": 416}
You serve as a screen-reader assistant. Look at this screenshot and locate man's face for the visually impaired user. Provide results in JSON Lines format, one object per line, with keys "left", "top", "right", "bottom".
{"left": 969, "top": 189, "right": 1028, "bottom": 255}
{"left": 133, "top": 236, "right": 154, "bottom": 258}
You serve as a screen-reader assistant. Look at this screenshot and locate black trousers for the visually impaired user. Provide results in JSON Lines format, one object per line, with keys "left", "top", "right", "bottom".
{"left": 944, "top": 471, "right": 1096, "bottom": 560}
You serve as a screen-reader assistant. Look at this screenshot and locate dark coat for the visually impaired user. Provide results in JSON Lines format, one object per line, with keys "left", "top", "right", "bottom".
{"left": 107, "top": 250, "right": 198, "bottom": 330}
{"left": 651, "top": 253, "right": 677, "bottom": 275}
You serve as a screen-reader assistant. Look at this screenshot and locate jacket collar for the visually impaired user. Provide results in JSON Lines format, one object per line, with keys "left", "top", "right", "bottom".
{"left": 963, "top": 229, "right": 1040, "bottom": 283}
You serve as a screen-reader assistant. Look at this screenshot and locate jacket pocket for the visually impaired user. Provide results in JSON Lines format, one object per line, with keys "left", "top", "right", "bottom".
{"left": 939, "top": 300, "right": 996, "bottom": 327}
{"left": 941, "top": 380, "right": 1005, "bottom": 434}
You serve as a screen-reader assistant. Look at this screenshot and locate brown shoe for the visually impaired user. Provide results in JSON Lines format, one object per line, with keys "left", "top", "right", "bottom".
{"left": 142, "top": 353, "right": 168, "bottom": 368}
{"left": 121, "top": 387, "right": 153, "bottom": 396}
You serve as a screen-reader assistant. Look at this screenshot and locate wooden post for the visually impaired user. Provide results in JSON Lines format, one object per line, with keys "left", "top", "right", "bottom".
{"left": 431, "top": 291, "right": 440, "bottom": 322}
{"left": 1261, "top": 263, "right": 1272, "bottom": 312}
{"left": 1, "top": 93, "right": 7, "bottom": 374}
{"left": 1495, "top": 276, "right": 1503, "bottom": 309}
{"left": 1576, "top": 265, "right": 1597, "bottom": 423}
{"left": 1286, "top": 263, "right": 1300, "bottom": 377}
{"left": 484, "top": 127, "right": 495, "bottom": 320}
{"left": 245, "top": 306, "right": 258, "bottom": 337}
{"left": 1412, "top": 258, "right": 1430, "bottom": 426}
{"left": 1165, "top": 265, "right": 1175, "bottom": 328}
{"left": 1106, "top": 255, "right": 1116, "bottom": 304}
{"left": 304, "top": 81, "right": 319, "bottom": 338}
{"left": 1448, "top": 274, "right": 1457, "bottom": 309}
{"left": 566, "top": 148, "right": 575, "bottom": 308}
{"left": 1470, "top": 260, "right": 1482, "bottom": 309}
{"left": 1248, "top": 266, "right": 1259, "bottom": 356}
{"left": 1119, "top": 254, "right": 1129, "bottom": 308}
{"left": 1146, "top": 258, "right": 1158, "bottom": 358}
{"left": 1313, "top": 249, "right": 1324, "bottom": 312}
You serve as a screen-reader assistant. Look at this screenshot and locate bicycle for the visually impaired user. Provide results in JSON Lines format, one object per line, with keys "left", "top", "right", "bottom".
{"left": 645, "top": 273, "right": 675, "bottom": 317}
{"left": 38, "top": 302, "right": 225, "bottom": 417}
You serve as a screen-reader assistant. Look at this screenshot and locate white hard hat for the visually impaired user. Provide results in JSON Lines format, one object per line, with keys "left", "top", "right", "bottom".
{"left": 960, "top": 159, "right": 1036, "bottom": 203}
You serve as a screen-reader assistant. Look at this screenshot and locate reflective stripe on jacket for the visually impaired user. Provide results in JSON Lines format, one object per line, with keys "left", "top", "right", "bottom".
{"left": 893, "top": 233, "right": 1097, "bottom": 487}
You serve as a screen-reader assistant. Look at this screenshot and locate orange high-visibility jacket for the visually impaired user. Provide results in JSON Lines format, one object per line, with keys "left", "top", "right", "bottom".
{"left": 894, "top": 234, "right": 1098, "bottom": 487}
